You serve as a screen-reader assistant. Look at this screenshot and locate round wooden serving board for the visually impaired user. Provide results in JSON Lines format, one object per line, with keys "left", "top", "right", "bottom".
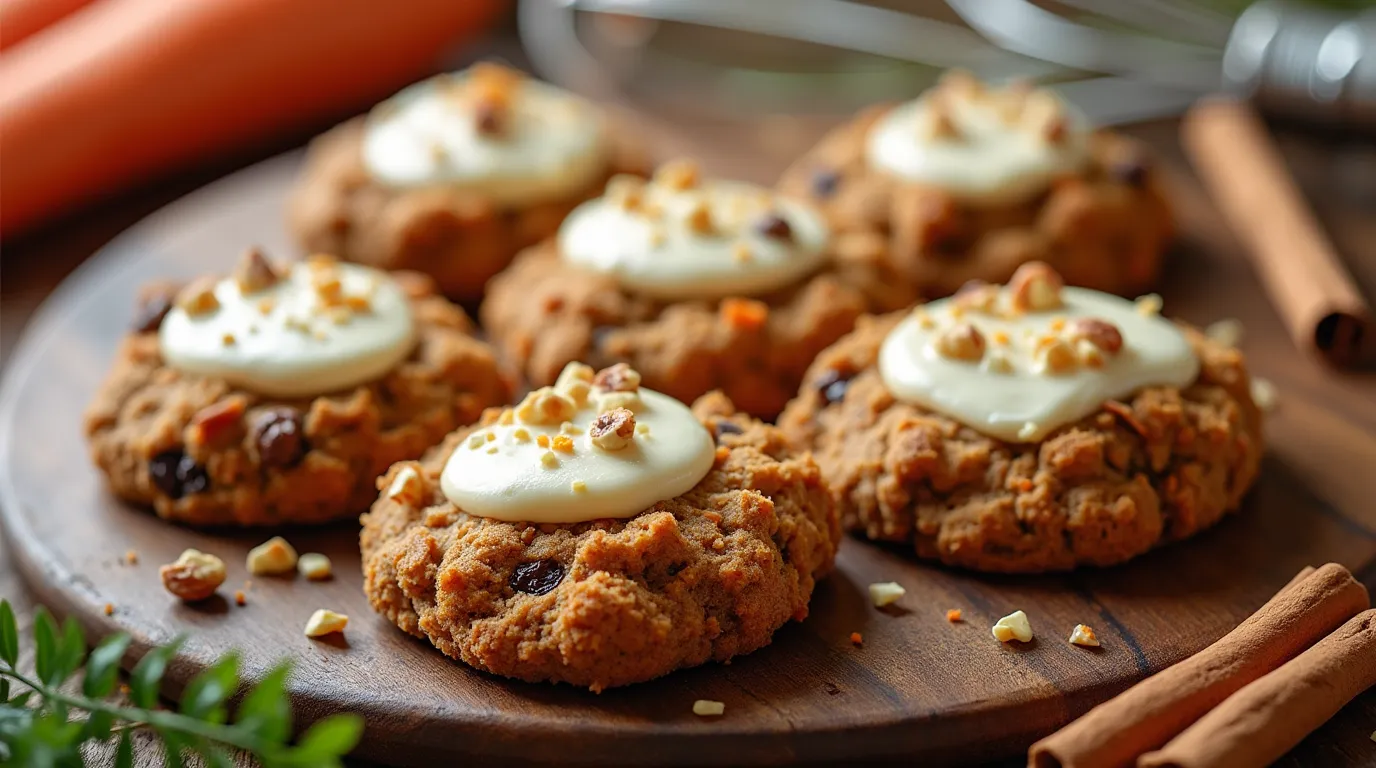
{"left": 3, "top": 151, "right": 1376, "bottom": 767}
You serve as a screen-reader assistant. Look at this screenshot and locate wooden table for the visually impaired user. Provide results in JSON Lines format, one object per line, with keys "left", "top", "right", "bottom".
{"left": 2, "top": 116, "right": 1375, "bottom": 765}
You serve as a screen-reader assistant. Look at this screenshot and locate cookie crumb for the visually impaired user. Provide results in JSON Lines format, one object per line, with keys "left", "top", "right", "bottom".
{"left": 849, "top": 632, "right": 864, "bottom": 646}
{"left": 159, "top": 549, "right": 227, "bottom": 602}
{"left": 1068, "top": 624, "right": 1100, "bottom": 647}
{"left": 692, "top": 700, "right": 725, "bottom": 717}
{"left": 298, "top": 553, "right": 333, "bottom": 581}
{"left": 946, "top": 609, "right": 963, "bottom": 622}
{"left": 992, "top": 610, "right": 1033, "bottom": 643}
{"left": 246, "top": 536, "right": 298, "bottom": 576}
{"left": 304, "top": 609, "right": 348, "bottom": 638}
{"left": 867, "top": 582, "right": 905, "bottom": 608}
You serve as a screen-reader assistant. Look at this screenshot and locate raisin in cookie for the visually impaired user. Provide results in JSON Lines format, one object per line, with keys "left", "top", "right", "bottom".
{"left": 288, "top": 63, "right": 649, "bottom": 302}
{"left": 777, "top": 71, "right": 1172, "bottom": 298}
{"left": 362, "top": 363, "right": 839, "bottom": 691}
{"left": 85, "top": 250, "right": 511, "bottom": 526}
{"left": 481, "top": 159, "right": 916, "bottom": 418}
{"left": 779, "top": 262, "right": 1261, "bottom": 573}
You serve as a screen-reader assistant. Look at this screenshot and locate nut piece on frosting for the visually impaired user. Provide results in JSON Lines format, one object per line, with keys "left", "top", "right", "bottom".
{"left": 953, "top": 280, "right": 999, "bottom": 313}
{"left": 1008, "top": 261, "right": 1064, "bottom": 313}
{"left": 1066, "top": 317, "right": 1124, "bottom": 354}
{"left": 515, "top": 387, "right": 578, "bottom": 426}
{"left": 1034, "top": 337, "right": 1078, "bottom": 375}
{"left": 232, "top": 247, "right": 280, "bottom": 294}
{"left": 654, "top": 158, "right": 701, "bottom": 191}
{"left": 934, "top": 322, "right": 986, "bottom": 362}
{"left": 159, "top": 549, "right": 226, "bottom": 602}
{"left": 175, "top": 278, "right": 221, "bottom": 316}
{"left": 992, "top": 610, "right": 1034, "bottom": 643}
{"left": 592, "top": 363, "right": 644, "bottom": 413}
{"left": 589, "top": 407, "right": 637, "bottom": 451}
{"left": 554, "top": 362, "right": 595, "bottom": 405}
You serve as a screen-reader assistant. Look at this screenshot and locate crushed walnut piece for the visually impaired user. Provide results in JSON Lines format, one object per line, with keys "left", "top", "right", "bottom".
{"left": 1034, "top": 337, "right": 1078, "bottom": 375}
{"left": 298, "top": 553, "right": 333, "bottom": 581}
{"left": 683, "top": 201, "right": 714, "bottom": 235}
{"left": 1008, "top": 261, "right": 1064, "bottom": 313}
{"left": 159, "top": 549, "right": 226, "bottom": 602}
{"left": 1135, "top": 293, "right": 1163, "bottom": 317}
{"left": 555, "top": 362, "right": 595, "bottom": 405}
{"left": 304, "top": 609, "right": 348, "bottom": 638}
{"left": 232, "top": 247, "right": 279, "bottom": 294}
{"left": 175, "top": 278, "right": 220, "bottom": 316}
{"left": 246, "top": 536, "right": 298, "bottom": 576}
{"left": 692, "top": 700, "right": 726, "bottom": 717}
{"left": 934, "top": 322, "right": 986, "bottom": 362}
{"left": 654, "top": 158, "right": 700, "bottom": 191}
{"left": 1068, "top": 624, "right": 1100, "bottom": 647}
{"left": 1066, "top": 318, "right": 1124, "bottom": 354}
{"left": 593, "top": 363, "right": 641, "bottom": 393}
{"left": 515, "top": 387, "right": 577, "bottom": 426}
{"left": 992, "top": 610, "right": 1034, "bottom": 643}
{"left": 589, "top": 407, "right": 636, "bottom": 451}
{"left": 868, "top": 582, "right": 905, "bottom": 608}
{"left": 953, "top": 280, "right": 999, "bottom": 313}
{"left": 1251, "top": 377, "right": 1278, "bottom": 412}
{"left": 606, "top": 175, "right": 645, "bottom": 212}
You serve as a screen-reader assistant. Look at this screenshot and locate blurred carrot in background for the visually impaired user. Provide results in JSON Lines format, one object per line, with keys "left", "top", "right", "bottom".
{"left": 0, "top": 0, "right": 506, "bottom": 236}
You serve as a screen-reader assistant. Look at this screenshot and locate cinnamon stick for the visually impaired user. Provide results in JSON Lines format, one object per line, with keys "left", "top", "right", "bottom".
{"left": 1027, "top": 563, "right": 1369, "bottom": 768}
{"left": 1181, "top": 98, "right": 1373, "bottom": 367}
{"left": 1139, "top": 609, "right": 1376, "bottom": 768}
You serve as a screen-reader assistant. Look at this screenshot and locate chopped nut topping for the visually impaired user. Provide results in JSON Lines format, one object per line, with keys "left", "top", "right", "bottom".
{"left": 551, "top": 435, "right": 575, "bottom": 453}
{"left": 559, "top": 422, "right": 583, "bottom": 435}
{"left": 1135, "top": 293, "right": 1163, "bottom": 316}
{"left": 387, "top": 466, "right": 425, "bottom": 505}
{"left": 555, "top": 362, "right": 595, "bottom": 405}
{"left": 159, "top": 549, "right": 226, "bottom": 602}
{"left": 232, "top": 247, "right": 279, "bottom": 294}
{"left": 589, "top": 407, "right": 636, "bottom": 451}
{"left": 1077, "top": 340, "right": 1106, "bottom": 369}
{"left": 313, "top": 274, "right": 344, "bottom": 307}
{"left": 992, "top": 610, "right": 1033, "bottom": 643}
{"left": 983, "top": 350, "right": 1014, "bottom": 374}
{"left": 606, "top": 175, "right": 645, "bottom": 212}
{"left": 654, "top": 158, "right": 700, "bottom": 191}
{"left": 571, "top": 480, "right": 587, "bottom": 493}
{"left": 344, "top": 294, "right": 372, "bottom": 313}
{"left": 540, "top": 451, "right": 558, "bottom": 468}
{"left": 1066, "top": 317, "right": 1124, "bottom": 354}
{"left": 221, "top": 333, "right": 236, "bottom": 346}
{"left": 868, "top": 582, "right": 905, "bottom": 608}
{"left": 1068, "top": 624, "right": 1100, "bottom": 647}
{"left": 175, "top": 278, "right": 221, "bottom": 316}
{"left": 1034, "top": 338, "right": 1078, "bottom": 375}
{"left": 683, "top": 201, "right": 714, "bottom": 234}
{"left": 306, "top": 253, "right": 338, "bottom": 270}
{"left": 732, "top": 242, "right": 753, "bottom": 263}
{"left": 692, "top": 700, "right": 726, "bottom": 717}
{"left": 513, "top": 427, "right": 531, "bottom": 442}
{"left": 537, "top": 434, "right": 550, "bottom": 448}
{"left": 515, "top": 387, "right": 577, "bottom": 426}
{"left": 1008, "top": 261, "right": 1064, "bottom": 312}
{"left": 921, "top": 102, "right": 960, "bottom": 141}
{"left": 953, "top": 280, "right": 999, "bottom": 313}
{"left": 304, "top": 609, "right": 348, "bottom": 638}
{"left": 246, "top": 536, "right": 298, "bottom": 576}
{"left": 593, "top": 363, "right": 641, "bottom": 393}
{"left": 498, "top": 409, "right": 515, "bottom": 426}
{"left": 596, "top": 390, "right": 642, "bottom": 414}
{"left": 467, "top": 434, "right": 486, "bottom": 450}
{"left": 934, "top": 322, "right": 987, "bottom": 362}
{"left": 298, "top": 553, "right": 333, "bottom": 581}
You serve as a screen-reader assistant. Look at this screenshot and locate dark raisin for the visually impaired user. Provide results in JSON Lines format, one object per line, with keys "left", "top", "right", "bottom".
{"left": 810, "top": 168, "right": 840, "bottom": 198}
{"left": 510, "top": 560, "right": 564, "bottom": 596}
{"left": 253, "top": 408, "right": 309, "bottom": 469}
{"left": 713, "top": 421, "right": 743, "bottom": 442}
{"left": 131, "top": 294, "right": 173, "bottom": 334}
{"left": 1110, "top": 157, "right": 1149, "bottom": 188}
{"left": 148, "top": 450, "right": 209, "bottom": 500}
{"left": 814, "top": 369, "right": 853, "bottom": 404}
{"left": 753, "top": 212, "right": 793, "bottom": 241}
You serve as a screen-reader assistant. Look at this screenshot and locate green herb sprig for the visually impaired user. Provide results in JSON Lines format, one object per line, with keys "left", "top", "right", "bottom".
{"left": 0, "top": 599, "right": 362, "bottom": 767}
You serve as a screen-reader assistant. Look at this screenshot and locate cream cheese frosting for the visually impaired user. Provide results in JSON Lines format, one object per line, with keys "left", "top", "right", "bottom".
{"left": 866, "top": 72, "right": 1091, "bottom": 206}
{"left": 878, "top": 263, "right": 1199, "bottom": 443}
{"left": 159, "top": 253, "right": 415, "bottom": 398}
{"left": 441, "top": 363, "right": 716, "bottom": 523}
{"left": 361, "top": 63, "right": 609, "bottom": 206}
{"left": 559, "top": 161, "right": 830, "bottom": 300}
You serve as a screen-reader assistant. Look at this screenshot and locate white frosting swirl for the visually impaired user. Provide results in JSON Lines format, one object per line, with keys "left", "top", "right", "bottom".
{"left": 159, "top": 260, "right": 415, "bottom": 398}
{"left": 440, "top": 375, "right": 716, "bottom": 523}
{"left": 361, "top": 68, "right": 609, "bottom": 206}
{"left": 867, "top": 81, "right": 1091, "bottom": 205}
{"left": 879, "top": 287, "right": 1199, "bottom": 443}
{"left": 559, "top": 175, "right": 829, "bottom": 300}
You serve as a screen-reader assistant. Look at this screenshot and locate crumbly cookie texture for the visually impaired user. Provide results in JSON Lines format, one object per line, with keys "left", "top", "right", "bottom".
{"left": 481, "top": 235, "right": 915, "bottom": 419}
{"left": 287, "top": 118, "right": 649, "bottom": 302}
{"left": 84, "top": 273, "right": 511, "bottom": 527}
{"left": 361, "top": 392, "right": 840, "bottom": 691}
{"left": 779, "top": 312, "right": 1262, "bottom": 573}
{"left": 777, "top": 105, "right": 1173, "bottom": 298}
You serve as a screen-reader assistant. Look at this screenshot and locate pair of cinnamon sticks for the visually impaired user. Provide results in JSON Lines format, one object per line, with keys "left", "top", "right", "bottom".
{"left": 1030, "top": 563, "right": 1375, "bottom": 768}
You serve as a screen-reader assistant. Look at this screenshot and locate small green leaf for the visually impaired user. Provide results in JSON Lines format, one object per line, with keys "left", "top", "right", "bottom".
{"left": 1, "top": 677, "right": 9, "bottom": 701}
{"left": 32, "top": 608, "right": 58, "bottom": 685}
{"left": 0, "top": 601, "right": 18, "bottom": 666}
{"left": 200, "top": 745, "right": 235, "bottom": 768}
{"left": 235, "top": 661, "right": 292, "bottom": 744}
{"left": 130, "top": 636, "right": 185, "bottom": 709}
{"left": 8, "top": 690, "right": 33, "bottom": 709}
{"left": 181, "top": 652, "right": 239, "bottom": 724}
{"left": 294, "top": 714, "right": 363, "bottom": 759}
{"left": 115, "top": 730, "right": 134, "bottom": 768}
{"left": 53, "top": 617, "right": 87, "bottom": 687}
{"left": 83, "top": 633, "right": 132, "bottom": 699}
{"left": 158, "top": 727, "right": 187, "bottom": 768}
{"left": 81, "top": 709, "right": 114, "bottom": 741}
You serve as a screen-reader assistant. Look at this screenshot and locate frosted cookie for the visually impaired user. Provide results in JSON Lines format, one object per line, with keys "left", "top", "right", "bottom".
{"left": 480, "top": 159, "right": 916, "bottom": 417}
{"left": 778, "top": 262, "right": 1262, "bottom": 572}
{"left": 362, "top": 362, "right": 839, "bottom": 691}
{"left": 84, "top": 250, "right": 511, "bottom": 526}
{"left": 778, "top": 71, "right": 1173, "bottom": 298}
{"left": 288, "top": 62, "right": 648, "bottom": 301}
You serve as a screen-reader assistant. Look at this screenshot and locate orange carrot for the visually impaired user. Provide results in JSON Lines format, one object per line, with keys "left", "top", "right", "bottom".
{"left": 0, "top": 0, "right": 506, "bottom": 236}
{"left": 0, "top": 0, "right": 98, "bottom": 52}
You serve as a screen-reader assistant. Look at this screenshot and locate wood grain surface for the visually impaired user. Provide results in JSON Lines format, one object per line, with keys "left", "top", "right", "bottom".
{"left": 2, "top": 130, "right": 1376, "bottom": 767}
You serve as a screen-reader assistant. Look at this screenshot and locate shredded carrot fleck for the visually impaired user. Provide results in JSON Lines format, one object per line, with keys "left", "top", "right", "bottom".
{"left": 551, "top": 435, "right": 574, "bottom": 453}
{"left": 946, "top": 609, "right": 963, "bottom": 622}
{"left": 234, "top": 590, "right": 247, "bottom": 606}
{"left": 720, "top": 298, "right": 768, "bottom": 331}
{"left": 536, "top": 434, "right": 550, "bottom": 448}
{"left": 1016, "top": 479, "right": 1034, "bottom": 492}
{"left": 103, "top": 603, "right": 114, "bottom": 616}
{"left": 849, "top": 632, "right": 863, "bottom": 646}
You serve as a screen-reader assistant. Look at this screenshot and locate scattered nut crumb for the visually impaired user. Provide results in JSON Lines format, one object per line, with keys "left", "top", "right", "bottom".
{"left": 551, "top": 435, "right": 575, "bottom": 454}
{"left": 1008, "top": 261, "right": 1064, "bottom": 312}
{"left": 159, "top": 549, "right": 227, "bottom": 602}
{"left": 1135, "top": 293, "right": 1163, "bottom": 316}
{"left": 867, "top": 582, "right": 905, "bottom": 608}
{"left": 125, "top": 549, "right": 139, "bottom": 565}
{"left": 849, "top": 632, "right": 864, "bottom": 646}
{"left": 596, "top": 390, "right": 642, "bottom": 414}
{"left": 234, "top": 590, "right": 247, "bottom": 606}
{"left": 304, "top": 609, "right": 348, "bottom": 638}
{"left": 175, "top": 278, "right": 221, "bottom": 316}
{"left": 1068, "top": 624, "right": 1100, "bottom": 647}
{"left": 246, "top": 536, "right": 298, "bottom": 576}
{"left": 934, "top": 322, "right": 986, "bottom": 362}
{"left": 692, "top": 700, "right": 725, "bottom": 717}
{"left": 1065, "top": 318, "right": 1124, "bottom": 354}
{"left": 992, "top": 610, "right": 1034, "bottom": 643}
{"left": 540, "top": 451, "right": 558, "bottom": 468}
{"left": 515, "top": 387, "right": 577, "bottom": 426}
{"left": 1251, "top": 377, "right": 1278, "bottom": 412}
{"left": 946, "top": 609, "right": 963, "bottom": 622}
{"left": 554, "top": 362, "right": 595, "bottom": 405}
{"left": 590, "top": 407, "right": 637, "bottom": 451}
{"left": 298, "top": 553, "right": 333, "bottom": 581}
{"left": 655, "top": 158, "right": 700, "bottom": 191}
{"left": 593, "top": 363, "right": 641, "bottom": 393}
{"left": 1034, "top": 338, "right": 1078, "bottom": 375}
{"left": 232, "top": 247, "right": 279, "bottom": 294}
